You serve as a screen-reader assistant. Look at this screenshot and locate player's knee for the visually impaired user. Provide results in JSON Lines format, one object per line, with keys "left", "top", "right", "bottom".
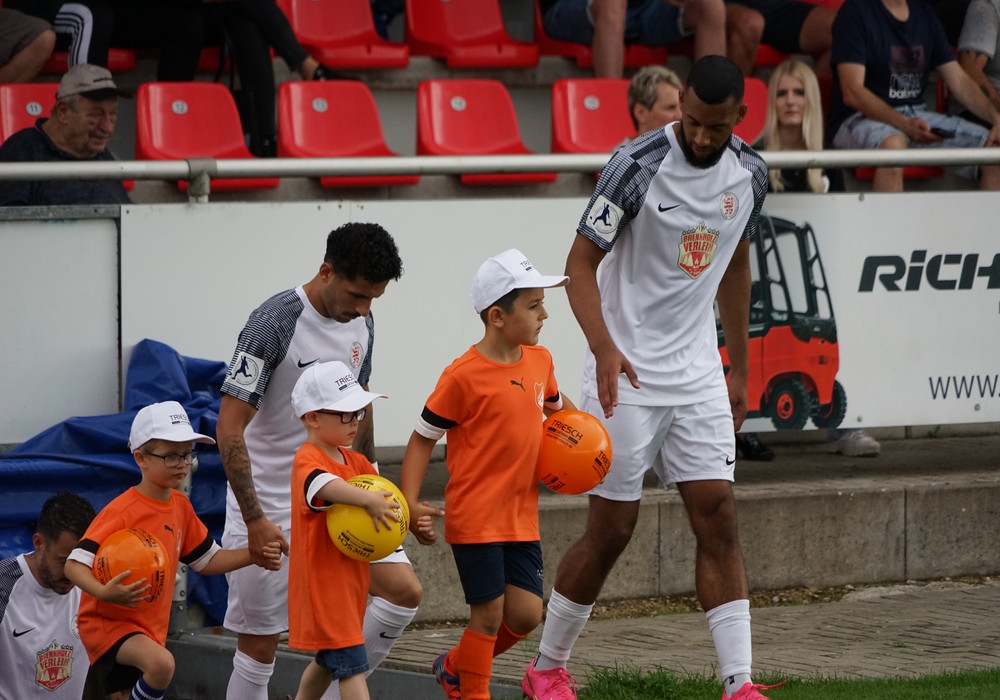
{"left": 587, "top": 518, "right": 635, "bottom": 558}
{"left": 237, "top": 634, "right": 280, "bottom": 664}
{"left": 144, "top": 649, "right": 176, "bottom": 688}
{"left": 505, "top": 614, "right": 542, "bottom": 638}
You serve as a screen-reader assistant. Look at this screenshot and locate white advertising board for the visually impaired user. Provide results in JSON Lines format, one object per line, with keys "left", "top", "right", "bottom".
{"left": 4, "top": 191, "right": 996, "bottom": 445}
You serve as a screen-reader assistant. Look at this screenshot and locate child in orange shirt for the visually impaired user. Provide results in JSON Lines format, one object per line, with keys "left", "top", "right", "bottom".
{"left": 288, "top": 360, "right": 403, "bottom": 700}
{"left": 64, "top": 401, "right": 282, "bottom": 700}
{"left": 400, "top": 248, "right": 576, "bottom": 700}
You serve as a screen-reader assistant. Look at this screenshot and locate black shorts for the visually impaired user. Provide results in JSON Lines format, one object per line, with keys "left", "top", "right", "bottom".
{"left": 82, "top": 632, "right": 142, "bottom": 698}
{"left": 728, "top": 0, "right": 816, "bottom": 54}
{"left": 451, "top": 541, "right": 544, "bottom": 605}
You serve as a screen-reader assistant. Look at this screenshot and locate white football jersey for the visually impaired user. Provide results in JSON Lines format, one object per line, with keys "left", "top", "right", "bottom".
{"left": 578, "top": 124, "right": 767, "bottom": 406}
{"left": 221, "top": 286, "right": 373, "bottom": 534}
{"left": 0, "top": 555, "right": 89, "bottom": 699}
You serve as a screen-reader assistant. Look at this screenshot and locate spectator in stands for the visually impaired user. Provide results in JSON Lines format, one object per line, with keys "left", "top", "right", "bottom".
{"left": 958, "top": 0, "right": 1000, "bottom": 118}
{"left": 0, "top": 9, "right": 56, "bottom": 83}
{"left": 627, "top": 64, "right": 683, "bottom": 135}
{"left": 762, "top": 58, "right": 843, "bottom": 192}
{"left": 5, "top": 0, "right": 206, "bottom": 81}
{"left": 829, "top": 0, "right": 1000, "bottom": 192}
{"left": 724, "top": 0, "right": 837, "bottom": 76}
{"left": 0, "top": 64, "right": 131, "bottom": 207}
{"left": 203, "top": 0, "right": 352, "bottom": 157}
{"left": 539, "top": 0, "right": 731, "bottom": 78}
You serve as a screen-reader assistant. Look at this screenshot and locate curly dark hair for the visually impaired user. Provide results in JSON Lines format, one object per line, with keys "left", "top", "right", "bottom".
{"left": 36, "top": 491, "right": 95, "bottom": 542}
{"left": 324, "top": 222, "right": 404, "bottom": 283}
{"left": 686, "top": 55, "right": 744, "bottom": 105}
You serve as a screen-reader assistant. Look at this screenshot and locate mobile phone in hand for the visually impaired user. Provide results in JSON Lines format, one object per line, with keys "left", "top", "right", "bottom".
{"left": 930, "top": 127, "right": 955, "bottom": 139}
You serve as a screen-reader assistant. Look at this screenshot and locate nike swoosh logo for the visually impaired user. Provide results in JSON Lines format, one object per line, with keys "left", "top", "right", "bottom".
{"left": 379, "top": 632, "right": 400, "bottom": 640}
{"left": 725, "top": 457, "right": 736, "bottom": 465}
{"left": 13, "top": 628, "right": 35, "bottom": 637}
{"left": 297, "top": 358, "right": 320, "bottom": 368}
{"left": 658, "top": 203, "right": 681, "bottom": 212}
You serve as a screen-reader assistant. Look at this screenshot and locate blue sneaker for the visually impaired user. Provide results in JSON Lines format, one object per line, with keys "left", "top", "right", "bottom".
{"left": 433, "top": 652, "right": 461, "bottom": 699}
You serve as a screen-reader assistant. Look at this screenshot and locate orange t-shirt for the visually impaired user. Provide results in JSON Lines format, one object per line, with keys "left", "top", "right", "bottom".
{"left": 418, "top": 345, "right": 561, "bottom": 544}
{"left": 73, "top": 487, "right": 211, "bottom": 662}
{"left": 288, "top": 441, "right": 373, "bottom": 652}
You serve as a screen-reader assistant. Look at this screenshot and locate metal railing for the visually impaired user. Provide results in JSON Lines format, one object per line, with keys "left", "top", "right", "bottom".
{"left": 2, "top": 149, "right": 999, "bottom": 201}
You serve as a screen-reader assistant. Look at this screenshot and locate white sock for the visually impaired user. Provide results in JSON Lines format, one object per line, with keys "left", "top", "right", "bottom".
{"left": 534, "top": 589, "right": 593, "bottom": 671}
{"left": 363, "top": 597, "right": 417, "bottom": 674}
{"left": 706, "top": 599, "right": 753, "bottom": 696}
{"left": 226, "top": 650, "right": 273, "bottom": 700}
{"left": 319, "top": 597, "right": 418, "bottom": 700}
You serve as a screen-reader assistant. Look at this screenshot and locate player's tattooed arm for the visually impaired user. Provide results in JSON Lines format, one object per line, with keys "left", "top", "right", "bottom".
{"left": 220, "top": 436, "right": 262, "bottom": 523}
{"left": 217, "top": 394, "right": 289, "bottom": 560}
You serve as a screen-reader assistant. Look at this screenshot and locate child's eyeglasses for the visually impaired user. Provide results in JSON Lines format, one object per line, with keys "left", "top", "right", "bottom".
{"left": 146, "top": 451, "right": 195, "bottom": 468}
{"left": 316, "top": 408, "right": 367, "bottom": 424}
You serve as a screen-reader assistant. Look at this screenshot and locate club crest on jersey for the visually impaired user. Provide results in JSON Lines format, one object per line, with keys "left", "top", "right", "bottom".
{"left": 678, "top": 221, "right": 720, "bottom": 279}
{"left": 225, "top": 352, "right": 263, "bottom": 392}
{"left": 534, "top": 382, "right": 545, "bottom": 408}
{"left": 719, "top": 191, "right": 739, "bottom": 220}
{"left": 35, "top": 641, "right": 75, "bottom": 691}
{"left": 350, "top": 342, "right": 363, "bottom": 368}
{"left": 586, "top": 195, "right": 623, "bottom": 240}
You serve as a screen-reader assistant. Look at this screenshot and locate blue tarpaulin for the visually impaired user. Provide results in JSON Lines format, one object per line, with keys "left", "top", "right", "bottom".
{"left": 0, "top": 339, "right": 231, "bottom": 625}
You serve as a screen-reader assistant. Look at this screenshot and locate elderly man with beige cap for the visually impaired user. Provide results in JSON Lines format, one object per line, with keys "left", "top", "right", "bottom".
{"left": 0, "top": 63, "right": 131, "bottom": 206}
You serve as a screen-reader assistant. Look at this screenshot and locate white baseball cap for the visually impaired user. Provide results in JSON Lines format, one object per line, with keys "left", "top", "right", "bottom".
{"left": 291, "top": 361, "right": 387, "bottom": 417}
{"left": 469, "top": 248, "right": 569, "bottom": 314}
{"left": 129, "top": 401, "right": 215, "bottom": 451}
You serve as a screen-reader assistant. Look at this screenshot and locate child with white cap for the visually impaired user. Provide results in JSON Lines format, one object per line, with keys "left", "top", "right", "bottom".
{"left": 400, "top": 248, "right": 576, "bottom": 700}
{"left": 287, "top": 361, "right": 403, "bottom": 700}
{"left": 64, "top": 401, "right": 283, "bottom": 700}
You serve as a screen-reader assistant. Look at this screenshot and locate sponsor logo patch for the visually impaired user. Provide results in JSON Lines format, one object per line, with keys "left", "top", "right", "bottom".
{"left": 677, "top": 221, "right": 720, "bottom": 279}
{"left": 586, "top": 195, "right": 623, "bottom": 240}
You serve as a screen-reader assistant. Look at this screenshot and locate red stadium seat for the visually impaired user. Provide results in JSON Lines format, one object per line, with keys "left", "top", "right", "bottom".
{"left": 416, "top": 79, "right": 556, "bottom": 185}
{"left": 533, "top": 0, "right": 667, "bottom": 69}
{"left": 277, "top": 81, "right": 418, "bottom": 188}
{"left": 550, "top": 78, "right": 634, "bottom": 153}
{"left": 734, "top": 76, "right": 768, "bottom": 145}
{"left": 405, "top": 0, "right": 538, "bottom": 68}
{"left": 277, "top": 0, "right": 408, "bottom": 69}
{"left": 0, "top": 83, "right": 57, "bottom": 142}
{"left": 135, "top": 82, "right": 279, "bottom": 191}
{"left": 41, "top": 48, "right": 136, "bottom": 74}
{"left": 753, "top": 44, "right": 789, "bottom": 69}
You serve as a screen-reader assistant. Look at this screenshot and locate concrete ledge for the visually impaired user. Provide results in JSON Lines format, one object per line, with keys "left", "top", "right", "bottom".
{"left": 406, "top": 468, "right": 1000, "bottom": 622}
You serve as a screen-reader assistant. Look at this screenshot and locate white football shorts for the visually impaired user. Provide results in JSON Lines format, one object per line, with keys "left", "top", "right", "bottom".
{"left": 583, "top": 393, "right": 737, "bottom": 502}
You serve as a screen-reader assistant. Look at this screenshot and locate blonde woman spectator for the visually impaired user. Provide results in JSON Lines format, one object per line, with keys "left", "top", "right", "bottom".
{"left": 761, "top": 58, "right": 844, "bottom": 193}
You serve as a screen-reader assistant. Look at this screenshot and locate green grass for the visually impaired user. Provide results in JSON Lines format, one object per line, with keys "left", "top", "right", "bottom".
{"left": 575, "top": 666, "right": 1000, "bottom": 700}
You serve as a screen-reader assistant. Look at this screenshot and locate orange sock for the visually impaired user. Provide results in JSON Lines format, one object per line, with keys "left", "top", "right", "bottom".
{"left": 454, "top": 628, "right": 497, "bottom": 700}
{"left": 493, "top": 619, "right": 529, "bottom": 657}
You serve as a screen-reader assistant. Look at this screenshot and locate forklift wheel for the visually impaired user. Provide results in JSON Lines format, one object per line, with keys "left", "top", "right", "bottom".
{"left": 812, "top": 380, "right": 847, "bottom": 429}
{"left": 768, "top": 379, "right": 813, "bottom": 430}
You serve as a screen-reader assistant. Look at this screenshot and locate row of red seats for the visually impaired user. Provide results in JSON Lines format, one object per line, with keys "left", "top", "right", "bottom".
{"left": 34, "top": 0, "right": 848, "bottom": 75}
{"left": 0, "top": 77, "right": 769, "bottom": 191}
